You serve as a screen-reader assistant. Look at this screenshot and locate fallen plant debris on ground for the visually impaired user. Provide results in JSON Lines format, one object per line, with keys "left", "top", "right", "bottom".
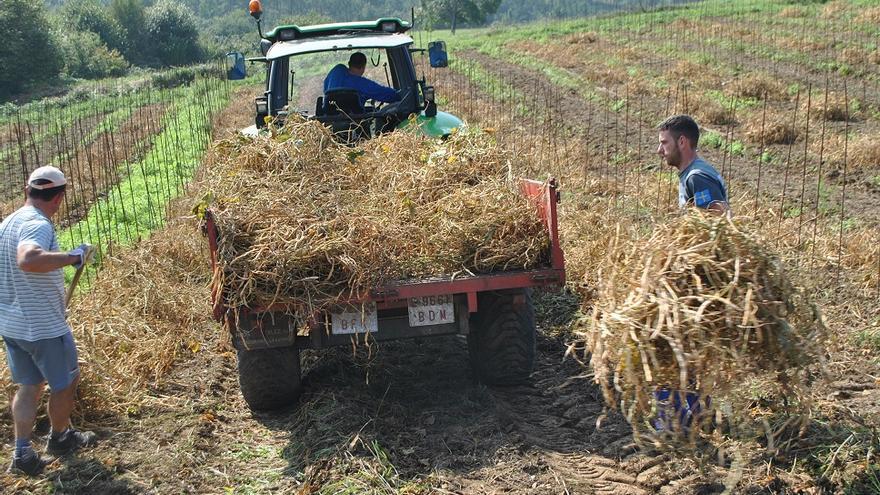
{"left": 203, "top": 118, "right": 550, "bottom": 314}
{"left": 67, "top": 212, "right": 213, "bottom": 418}
{"left": 0, "top": 208, "right": 214, "bottom": 427}
{"left": 744, "top": 110, "right": 800, "bottom": 145}
{"left": 573, "top": 212, "right": 828, "bottom": 447}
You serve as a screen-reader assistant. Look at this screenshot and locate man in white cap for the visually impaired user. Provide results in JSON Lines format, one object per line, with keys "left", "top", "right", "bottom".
{"left": 0, "top": 166, "right": 96, "bottom": 476}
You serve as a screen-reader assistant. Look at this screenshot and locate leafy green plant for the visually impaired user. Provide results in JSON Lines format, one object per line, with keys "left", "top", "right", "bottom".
{"left": 57, "top": 30, "right": 128, "bottom": 79}
{"left": 0, "top": 0, "right": 64, "bottom": 100}
{"left": 706, "top": 89, "right": 760, "bottom": 110}
{"left": 702, "top": 130, "right": 724, "bottom": 149}
{"left": 853, "top": 327, "right": 880, "bottom": 353}
{"left": 728, "top": 139, "right": 745, "bottom": 156}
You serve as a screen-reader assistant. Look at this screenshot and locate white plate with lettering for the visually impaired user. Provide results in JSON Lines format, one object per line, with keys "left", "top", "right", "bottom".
{"left": 331, "top": 303, "right": 378, "bottom": 335}
{"left": 408, "top": 294, "right": 455, "bottom": 327}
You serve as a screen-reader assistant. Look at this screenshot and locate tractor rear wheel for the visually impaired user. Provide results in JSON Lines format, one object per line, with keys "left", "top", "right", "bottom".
{"left": 467, "top": 289, "right": 536, "bottom": 385}
{"left": 236, "top": 345, "right": 302, "bottom": 411}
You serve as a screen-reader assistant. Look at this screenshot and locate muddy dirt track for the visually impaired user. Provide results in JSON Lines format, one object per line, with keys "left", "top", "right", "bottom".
{"left": 9, "top": 284, "right": 875, "bottom": 494}
{"left": 0, "top": 290, "right": 740, "bottom": 494}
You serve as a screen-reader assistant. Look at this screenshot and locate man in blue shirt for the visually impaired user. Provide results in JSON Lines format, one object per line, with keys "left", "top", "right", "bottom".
{"left": 657, "top": 114, "right": 729, "bottom": 213}
{"left": 323, "top": 52, "right": 401, "bottom": 111}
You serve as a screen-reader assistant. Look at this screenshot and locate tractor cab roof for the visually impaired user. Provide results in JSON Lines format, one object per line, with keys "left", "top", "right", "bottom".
{"left": 266, "top": 32, "right": 413, "bottom": 60}
{"left": 263, "top": 17, "right": 411, "bottom": 42}
{"left": 263, "top": 18, "right": 413, "bottom": 60}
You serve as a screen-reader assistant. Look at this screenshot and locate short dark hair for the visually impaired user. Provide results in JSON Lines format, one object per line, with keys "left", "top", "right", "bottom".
{"left": 27, "top": 181, "right": 67, "bottom": 201}
{"left": 658, "top": 114, "right": 700, "bottom": 148}
{"left": 348, "top": 52, "right": 367, "bottom": 69}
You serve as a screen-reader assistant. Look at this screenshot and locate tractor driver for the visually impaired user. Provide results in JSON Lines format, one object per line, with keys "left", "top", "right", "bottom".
{"left": 323, "top": 52, "right": 401, "bottom": 111}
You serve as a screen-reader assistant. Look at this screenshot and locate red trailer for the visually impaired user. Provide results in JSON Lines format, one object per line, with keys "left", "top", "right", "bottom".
{"left": 205, "top": 178, "right": 565, "bottom": 410}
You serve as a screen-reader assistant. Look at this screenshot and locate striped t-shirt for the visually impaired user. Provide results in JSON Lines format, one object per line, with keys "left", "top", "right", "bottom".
{"left": 0, "top": 205, "right": 70, "bottom": 342}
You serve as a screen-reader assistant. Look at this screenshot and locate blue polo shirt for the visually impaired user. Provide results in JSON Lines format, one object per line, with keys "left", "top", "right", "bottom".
{"left": 678, "top": 157, "right": 728, "bottom": 209}
{"left": 323, "top": 64, "right": 401, "bottom": 108}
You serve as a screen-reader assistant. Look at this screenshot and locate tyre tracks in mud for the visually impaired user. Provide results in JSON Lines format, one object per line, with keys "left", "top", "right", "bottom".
{"left": 482, "top": 335, "right": 673, "bottom": 495}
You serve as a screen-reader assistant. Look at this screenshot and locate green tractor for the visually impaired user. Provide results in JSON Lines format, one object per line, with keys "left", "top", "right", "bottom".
{"left": 237, "top": 1, "right": 462, "bottom": 141}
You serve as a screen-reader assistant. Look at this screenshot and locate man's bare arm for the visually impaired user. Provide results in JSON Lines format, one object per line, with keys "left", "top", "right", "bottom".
{"left": 17, "top": 244, "right": 77, "bottom": 273}
{"left": 706, "top": 201, "right": 730, "bottom": 215}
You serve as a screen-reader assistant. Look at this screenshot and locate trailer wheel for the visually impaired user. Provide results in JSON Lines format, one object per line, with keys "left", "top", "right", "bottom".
{"left": 236, "top": 345, "right": 302, "bottom": 411}
{"left": 467, "top": 289, "right": 536, "bottom": 386}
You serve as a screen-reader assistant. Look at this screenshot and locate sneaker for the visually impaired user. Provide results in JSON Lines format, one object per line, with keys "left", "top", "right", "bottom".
{"left": 8, "top": 450, "right": 46, "bottom": 476}
{"left": 46, "top": 428, "right": 97, "bottom": 456}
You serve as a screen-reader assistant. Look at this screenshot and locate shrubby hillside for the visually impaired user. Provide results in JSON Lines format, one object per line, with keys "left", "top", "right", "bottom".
{"left": 2, "top": 0, "right": 685, "bottom": 102}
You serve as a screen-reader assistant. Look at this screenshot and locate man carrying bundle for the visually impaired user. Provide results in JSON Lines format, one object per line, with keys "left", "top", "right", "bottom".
{"left": 657, "top": 114, "right": 730, "bottom": 214}
{"left": 654, "top": 116, "right": 730, "bottom": 433}
{"left": 0, "top": 166, "right": 96, "bottom": 476}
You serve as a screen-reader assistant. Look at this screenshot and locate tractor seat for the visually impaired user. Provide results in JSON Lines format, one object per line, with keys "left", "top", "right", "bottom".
{"left": 324, "top": 88, "right": 362, "bottom": 116}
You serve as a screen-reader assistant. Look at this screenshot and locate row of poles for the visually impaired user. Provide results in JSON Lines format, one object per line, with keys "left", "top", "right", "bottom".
{"left": 0, "top": 59, "right": 232, "bottom": 287}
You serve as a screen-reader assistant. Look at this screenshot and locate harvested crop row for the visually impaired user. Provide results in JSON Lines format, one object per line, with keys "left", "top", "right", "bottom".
{"left": 64, "top": 212, "right": 210, "bottom": 417}
{"left": 574, "top": 212, "right": 826, "bottom": 444}
{"left": 204, "top": 119, "right": 550, "bottom": 312}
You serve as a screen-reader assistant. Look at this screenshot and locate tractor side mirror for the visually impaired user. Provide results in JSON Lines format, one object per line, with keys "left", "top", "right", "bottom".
{"left": 226, "top": 52, "right": 246, "bottom": 80}
{"left": 428, "top": 41, "right": 448, "bottom": 68}
{"left": 423, "top": 85, "right": 437, "bottom": 118}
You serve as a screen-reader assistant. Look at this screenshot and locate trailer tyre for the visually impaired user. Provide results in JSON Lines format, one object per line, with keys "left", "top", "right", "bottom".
{"left": 236, "top": 346, "right": 302, "bottom": 411}
{"left": 467, "top": 289, "right": 536, "bottom": 386}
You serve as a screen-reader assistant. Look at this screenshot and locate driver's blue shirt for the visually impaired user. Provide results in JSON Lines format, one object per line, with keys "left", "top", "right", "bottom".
{"left": 323, "top": 64, "right": 401, "bottom": 108}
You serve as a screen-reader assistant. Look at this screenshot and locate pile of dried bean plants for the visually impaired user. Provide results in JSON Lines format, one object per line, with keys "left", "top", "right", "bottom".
{"left": 69, "top": 213, "right": 211, "bottom": 417}
{"left": 204, "top": 119, "right": 550, "bottom": 313}
{"left": 574, "top": 212, "right": 826, "bottom": 445}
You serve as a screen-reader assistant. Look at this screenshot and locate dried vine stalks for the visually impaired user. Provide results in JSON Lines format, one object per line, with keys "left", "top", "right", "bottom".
{"left": 202, "top": 119, "right": 550, "bottom": 313}
{"left": 574, "top": 212, "right": 827, "bottom": 445}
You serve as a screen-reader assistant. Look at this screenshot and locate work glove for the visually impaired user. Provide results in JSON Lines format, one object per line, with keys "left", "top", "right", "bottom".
{"left": 68, "top": 244, "right": 95, "bottom": 270}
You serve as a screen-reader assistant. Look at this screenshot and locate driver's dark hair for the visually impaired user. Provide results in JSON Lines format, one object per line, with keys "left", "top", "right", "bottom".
{"left": 26, "top": 180, "right": 67, "bottom": 201}
{"left": 658, "top": 114, "right": 700, "bottom": 148}
{"left": 348, "top": 52, "right": 367, "bottom": 69}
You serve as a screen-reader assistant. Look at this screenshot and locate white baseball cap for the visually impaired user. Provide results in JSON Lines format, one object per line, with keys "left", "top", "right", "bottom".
{"left": 27, "top": 166, "right": 68, "bottom": 190}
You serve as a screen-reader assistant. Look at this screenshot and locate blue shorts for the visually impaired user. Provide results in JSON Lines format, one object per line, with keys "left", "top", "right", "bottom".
{"left": 3, "top": 333, "right": 80, "bottom": 391}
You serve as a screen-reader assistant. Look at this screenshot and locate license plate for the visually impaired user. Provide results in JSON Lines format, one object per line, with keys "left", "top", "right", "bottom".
{"left": 408, "top": 294, "right": 455, "bottom": 327}
{"left": 331, "top": 303, "right": 378, "bottom": 335}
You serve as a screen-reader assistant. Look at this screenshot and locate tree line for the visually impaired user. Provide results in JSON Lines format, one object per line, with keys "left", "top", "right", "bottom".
{"left": 171, "top": 0, "right": 686, "bottom": 26}
{"left": 2, "top": 0, "right": 202, "bottom": 100}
